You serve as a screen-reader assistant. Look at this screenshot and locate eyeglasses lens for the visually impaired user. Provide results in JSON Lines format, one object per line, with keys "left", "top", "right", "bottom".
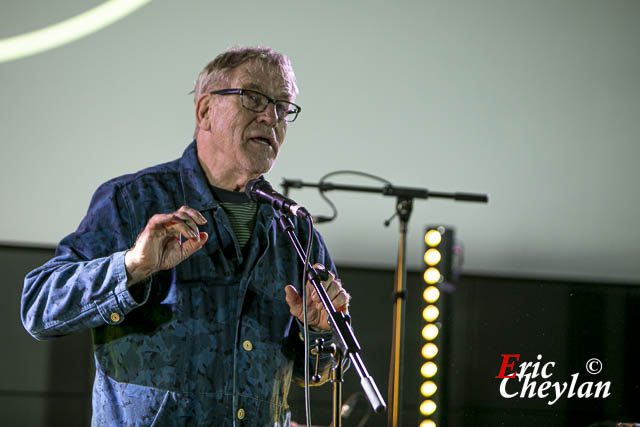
{"left": 240, "top": 90, "right": 299, "bottom": 122}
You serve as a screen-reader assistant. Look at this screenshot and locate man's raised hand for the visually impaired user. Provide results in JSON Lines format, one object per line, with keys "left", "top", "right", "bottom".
{"left": 124, "top": 206, "right": 208, "bottom": 285}
{"left": 284, "top": 263, "right": 351, "bottom": 331}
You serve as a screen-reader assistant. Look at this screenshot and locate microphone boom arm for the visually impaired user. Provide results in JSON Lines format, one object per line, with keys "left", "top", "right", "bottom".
{"left": 281, "top": 179, "right": 489, "bottom": 203}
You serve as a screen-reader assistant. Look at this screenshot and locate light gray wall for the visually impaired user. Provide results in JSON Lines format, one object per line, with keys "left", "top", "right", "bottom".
{"left": 1, "top": 0, "right": 639, "bottom": 282}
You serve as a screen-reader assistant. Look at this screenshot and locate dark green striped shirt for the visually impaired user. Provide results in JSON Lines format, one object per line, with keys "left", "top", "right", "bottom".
{"left": 218, "top": 202, "right": 258, "bottom": 248}
{"left": 209, "top": 185, "right": 258, "bottom": 249}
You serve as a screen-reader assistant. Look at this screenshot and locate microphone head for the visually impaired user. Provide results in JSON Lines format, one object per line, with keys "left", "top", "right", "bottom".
{"left": 245, "top": 178, "right": 272, "bottom": 202}
{"left": 245, "top": 177, "right": 309, "bottom": 218}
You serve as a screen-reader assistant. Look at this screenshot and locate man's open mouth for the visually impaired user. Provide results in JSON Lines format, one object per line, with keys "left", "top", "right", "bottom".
{"left": 249, "top": 137, "right": 274, "bottom": 150}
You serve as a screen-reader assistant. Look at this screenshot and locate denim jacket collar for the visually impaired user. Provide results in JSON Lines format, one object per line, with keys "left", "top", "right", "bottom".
{"left": 178, "top": 140, "right": 218, "bottom": 212}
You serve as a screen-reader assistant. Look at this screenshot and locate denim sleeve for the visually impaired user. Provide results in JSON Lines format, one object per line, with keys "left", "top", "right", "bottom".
{"left": 21, "top": 181, "right": 152, "bottom": 340}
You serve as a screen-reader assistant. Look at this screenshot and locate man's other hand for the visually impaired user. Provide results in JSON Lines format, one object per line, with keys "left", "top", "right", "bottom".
{"left": 124, "top": 206, "right": 208, "bottom": 285}
{"left": 284, "top": 263, "right": 350, "bottom": 331}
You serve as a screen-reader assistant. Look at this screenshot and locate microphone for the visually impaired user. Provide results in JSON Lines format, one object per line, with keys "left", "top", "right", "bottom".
{"left": 245, "top": 178, "right": 311, "bottom": 219}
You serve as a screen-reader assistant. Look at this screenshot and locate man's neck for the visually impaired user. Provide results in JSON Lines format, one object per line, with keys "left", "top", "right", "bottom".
{"left": 198, "top": 157, "right": 253, "bottom": 192}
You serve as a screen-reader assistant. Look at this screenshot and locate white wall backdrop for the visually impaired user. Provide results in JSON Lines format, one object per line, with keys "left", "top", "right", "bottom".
{"left": 1, "top": 0, "right": 639, "bottom": 282}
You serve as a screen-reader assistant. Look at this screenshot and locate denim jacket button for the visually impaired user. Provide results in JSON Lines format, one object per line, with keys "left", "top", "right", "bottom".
{"left": 242, "top": 340, "right": 253, "bottom": 352}
{"left": 110, "top": 312, "right": 121, "bottom": 323}
{"left": 237, "top": 408, "right": 245, "bottom": 420}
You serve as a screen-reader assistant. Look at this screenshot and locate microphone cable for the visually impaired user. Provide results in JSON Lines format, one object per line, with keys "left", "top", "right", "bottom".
{"left": 316, "top": 170, "right": 393, "bottom": 224}
{"left": 301, "top": 215, "right": 314, "bottom": 427}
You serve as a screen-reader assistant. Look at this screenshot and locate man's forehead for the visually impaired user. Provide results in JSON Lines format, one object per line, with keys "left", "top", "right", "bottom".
{"left": 230, "top": 61, "right": 293, "bottom": 99}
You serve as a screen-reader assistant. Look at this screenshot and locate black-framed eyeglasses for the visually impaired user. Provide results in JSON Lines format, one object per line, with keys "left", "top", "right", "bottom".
{"left": 210, "top": 88, "right": 301, "bottom": 122}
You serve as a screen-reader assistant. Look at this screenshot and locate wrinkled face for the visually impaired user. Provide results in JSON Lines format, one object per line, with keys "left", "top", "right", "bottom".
{"left": 205, "top": 60, "right": 293, "bottom": 178}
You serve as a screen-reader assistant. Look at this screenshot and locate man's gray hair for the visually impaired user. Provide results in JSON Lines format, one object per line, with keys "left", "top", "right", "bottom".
{"left": 193, "top": 46, "right": 298, "bottom": 103}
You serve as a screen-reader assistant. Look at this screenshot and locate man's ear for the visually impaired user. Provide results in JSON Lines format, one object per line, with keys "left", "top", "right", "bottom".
{"left": 195, "top": 94, "right": 212, "bottom": 131}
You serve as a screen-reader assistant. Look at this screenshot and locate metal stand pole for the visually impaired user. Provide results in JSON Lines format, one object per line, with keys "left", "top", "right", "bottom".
{"left": 311, "top": 339, "right": 344, "bottom": 427}
{"left": 332, "top": 350, "right": 344, "bottom": 427}
{"left": 387, "top": 198, "right": 412, "bottom": 427}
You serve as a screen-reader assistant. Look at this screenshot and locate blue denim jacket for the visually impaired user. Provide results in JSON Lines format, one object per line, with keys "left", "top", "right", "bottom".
{"left": 21, "top": 141, "right": 335, "bottom": 426}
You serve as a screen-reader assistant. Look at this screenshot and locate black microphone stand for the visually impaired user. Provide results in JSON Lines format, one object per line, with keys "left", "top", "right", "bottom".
{"left": 281, "top": 179, "right": 488, "bottom": 427}
{"left": 309, "top": 337, "right": 344, "bottom": 426}
{"left": 277, "top": 215, "right": 386, "bottom": 427}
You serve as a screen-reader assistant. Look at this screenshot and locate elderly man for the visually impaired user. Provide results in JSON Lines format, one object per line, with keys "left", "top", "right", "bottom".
{"left": 21, "top": 46, "right": 349, "bottom": 426}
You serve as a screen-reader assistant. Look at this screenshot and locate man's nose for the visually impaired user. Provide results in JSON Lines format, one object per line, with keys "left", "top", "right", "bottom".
{"left": 257, "top": 102, "right": 279, "bottom": 126}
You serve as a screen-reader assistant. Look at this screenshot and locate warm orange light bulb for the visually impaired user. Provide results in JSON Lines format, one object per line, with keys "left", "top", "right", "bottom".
{"left": 424, "top": 248, "right": 442, "bottom": 266}
{"left": 425, "top": 230, "right": 442, "bottom": 247}
{"left": 424, "top": 268, "right": 441, "bottom": 285}
{"left": 421, "top": 361, "right": 438, "bottom": 378}
{"left": 423, "top": 286, "right": 440, "bottom": 303}
{"left": 421, "top": 343, "right": 439, "bottom": 359}
{"left": 419, "top": 399, "right": 437, "bottom": 416}
{"left": 422, "top": 324, "right": 439, "bottom": 341}
{"left": 423, "top": 305, "right": 439, "bottom": 322}
{"left": 421, "top": 381, "right": 437, "bottom": 397}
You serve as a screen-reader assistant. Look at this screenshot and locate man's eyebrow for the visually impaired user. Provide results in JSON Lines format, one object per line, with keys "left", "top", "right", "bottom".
{"left": 243, "top": 82, "right": 262, "bottom": 91}
{"left": 242, "top": 82, "right": 291, "bottom": 100}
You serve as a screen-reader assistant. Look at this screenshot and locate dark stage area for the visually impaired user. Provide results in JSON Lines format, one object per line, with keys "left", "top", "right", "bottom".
{"left": 2, "top": 244, "right": 639, "bottom": 426}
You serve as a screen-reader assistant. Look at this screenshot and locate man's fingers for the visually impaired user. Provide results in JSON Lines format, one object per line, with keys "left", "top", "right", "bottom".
{"left": 146, "top": 213, "right": 193, "bottom": 239}
{"left": 306, "top": 275, "right": 350, "bottom": 315}
{"left": 178, "top": 205, "right": 207, "bottom": 225}
{"left": 170, "top": 205, "right": 208, "bottom": 240}
{"left": 147, "top": 213, "right": 174, "bottom": 230}
{"left": 165, "top": 220, "right": 199, "bottom": 241}
{"left": 157, "top": 211, "right": 204, "bottom": 242}
{"left": 173, "top": 212, "right": 200, "bottom": 239}
{"left": 324, "top": 278, "right": 340, "bottom": 299}
{"left": 310, "top": 287, "right": 349, "bottom": 309}
{"left": 179, "top": 232, "right": 208, "bottom": 257}
{"left": 306, "top": 280, "right": 314, "bottom": 301}
{"left": 284, "top": 284, "right": 301, "bottom": 300}
{"left": 330, "top": 278, "right": 350, "bottom": 310}
{"left": 312, "top": 263, "right": 335, "bottom": 281}
{"left": 307, "top": 276, "right": 342, "bottom": 300}
{"left": 331, "top": 289, "right": 350, "bottom": 310}
{"left": 284, "top": 285, "right": 303, "bottom": 317}
{"left": 147, "top": 207, "right": 206, "bottom": 242}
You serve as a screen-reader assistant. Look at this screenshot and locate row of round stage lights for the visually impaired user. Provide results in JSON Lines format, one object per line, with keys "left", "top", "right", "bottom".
{"left": 420, "top": 227, "right": 445, "bottom": 427}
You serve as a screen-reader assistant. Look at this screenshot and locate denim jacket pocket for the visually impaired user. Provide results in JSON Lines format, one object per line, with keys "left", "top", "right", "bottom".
{"left": 93, "top": 368, "right": 173, "bottom": 426}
